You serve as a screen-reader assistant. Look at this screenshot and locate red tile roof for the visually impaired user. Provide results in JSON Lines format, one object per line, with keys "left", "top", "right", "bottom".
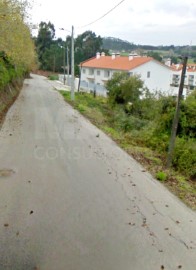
{"left": 171, "top": 64, "right": 196, "bottom": 72}
{"left": 80, "top": 56, "right": 154, "bottom": 71}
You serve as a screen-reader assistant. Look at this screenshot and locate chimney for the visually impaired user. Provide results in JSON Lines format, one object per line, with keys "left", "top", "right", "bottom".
{"left": 129, "top": 54, "right": 133, "bottom": 61}
{"left": 165, "top": 58, "right": 171, "bottom": 67}
{"left": 101, "top": 52, "right": 105, "bottom": 57}
{"left": 96, "top": 52, "right": 100, "bottom": 59}
{"left": 112, "top": 53, "right": 115, "bottom": 60}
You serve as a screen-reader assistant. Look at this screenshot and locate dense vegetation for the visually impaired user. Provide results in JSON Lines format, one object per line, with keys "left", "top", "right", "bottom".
{"left": 106, "top": 73, "right": 195, "bottom": 178}
{"left": 60, "top": 73, "right": 196, "bottom": 208}
{"left": 0, "top": 0, "right": 36, "bottom": 126}
{"left": 35, "top": 22, "right": 107, "bottom": 75}
{"left": 34, "top": 24, "right": 196, "bottom": 77}
{"left": 0, "top": 0, "right": 36, "bottom": 91}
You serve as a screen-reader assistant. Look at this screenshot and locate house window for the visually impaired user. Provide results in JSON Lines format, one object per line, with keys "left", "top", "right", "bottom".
{"left": 129, "top": 72, "right": 133, "bottom": 76}
{"left": 104, "top": 70, "right": 110, "bottom": 78}
{"left": 89, "top": 69, "right": 94, "bottom": 75}
{"left": 82, "top": 68, "right": 86, "bottom": 74}
{"left": 97, "top": 70, "right": 101, "bottom": 76}
{"left": 147, "top": 71, "right": 150, "bottom": 78}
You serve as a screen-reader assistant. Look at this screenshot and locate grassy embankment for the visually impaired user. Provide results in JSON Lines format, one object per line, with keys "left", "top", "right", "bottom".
{"left": 60, "top": 91, "right": 196, "bottom": 210}
{"left": 0, "top": 56, "right": 26, "bottom": 128}
{"left": 0, "top": 79, "right": 24, "bottom": 128}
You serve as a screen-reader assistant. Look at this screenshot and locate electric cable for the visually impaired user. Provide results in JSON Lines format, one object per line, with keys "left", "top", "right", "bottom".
{"left": 78, "top": 0, "right": 126, "bottom": 28}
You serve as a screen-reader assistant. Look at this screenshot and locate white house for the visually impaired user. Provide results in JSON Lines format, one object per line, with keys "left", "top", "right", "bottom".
{"left": 170, "top": 63, "right": 196, "bottom": 97}
{"left": 79, "top": 52, "right": 172, "bottom": 96}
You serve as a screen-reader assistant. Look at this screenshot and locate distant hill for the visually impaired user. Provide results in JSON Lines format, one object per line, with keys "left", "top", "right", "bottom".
{"left": 102, "top": 37, "right": 159, "bottom": 52}
{"left": 102, "top": 37, "right": 196, "bottom": 59}
{"left": 102, "top": 37, "right": 137, "bottom": 51}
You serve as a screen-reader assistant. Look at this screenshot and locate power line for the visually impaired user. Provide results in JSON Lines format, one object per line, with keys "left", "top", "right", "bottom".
{"left": 79, "top": 0, "right": 126, "bottom": 29}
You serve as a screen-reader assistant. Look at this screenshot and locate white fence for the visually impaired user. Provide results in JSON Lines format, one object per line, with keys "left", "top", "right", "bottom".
{"left": 58, "top": 74, "right": 107, "bottom": 97}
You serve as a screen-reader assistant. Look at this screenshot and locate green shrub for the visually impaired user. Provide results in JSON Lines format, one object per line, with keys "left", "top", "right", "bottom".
{"left": 110, "top": 106, "right": 148, "bottom": 132}
{"left": 0, "top": 59, "right": 10, "bottom": 90}
{"left": 156, "top": 171, "right": 167, "bottom": 182}
{"left": 173, "top": 137, "right": 196, "bottom": 178}
{"left": 77, "top": 104, "right": 87, "bottom": 113}
{"left": 48, "top": 74, "right": 59, "bottom": 80}
{"left": 106, "top": 72, "right": 143, "bottom": 107}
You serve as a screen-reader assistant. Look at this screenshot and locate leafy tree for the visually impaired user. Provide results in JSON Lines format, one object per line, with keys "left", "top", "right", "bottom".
{"left": 170, "top": 56, "right": 178, "bottom": 64}
{"left": 0, "top": 0, "right": 36, "bottom": 74}
{"left": 41, "top": 43, "right": 66, "bottom": 72}
{"left": 75, "top": 31, "right": 104, "bottom": 65}
{"left": 147, "top": 51, "right": 162, "bottom": 62}
{"left": 36, "top": 21, "right": 56, "bottom": 68}
{"left": 106, "top": 72, "right": 144, "bottom": 110}
{"left": 34, "top": 27, "right": 105, "bottom": 74}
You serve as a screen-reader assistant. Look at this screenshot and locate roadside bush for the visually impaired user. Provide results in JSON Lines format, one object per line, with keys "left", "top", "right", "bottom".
{"left": 173, "top": 137, "right": 196, "bottom": 178}
{"left": 106, "top": 72, "right": 143, "bottom": 108}
{"left": 179, "top": 90, "right": 196, "bottom": 137}
{"left": 110, "top": 106, "right": 148, "bottom": 132}
{"left": 48, "top": 74, "right": 59, "bottom": 80}
{"left": 156, "top": 171, "right": 167, "bottom": 182}
{"left": 0, "top": 59, "right": 10, "bottom": 90}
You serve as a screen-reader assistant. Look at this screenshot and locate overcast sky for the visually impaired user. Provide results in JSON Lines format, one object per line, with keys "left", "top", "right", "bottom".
{"left": 31, "top": 0, "right": 196, "bottom": 46}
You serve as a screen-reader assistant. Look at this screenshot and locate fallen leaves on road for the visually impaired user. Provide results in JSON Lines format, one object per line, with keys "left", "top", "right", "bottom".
{"left": 0, "top": 169, "right": 15, "bottom": 177}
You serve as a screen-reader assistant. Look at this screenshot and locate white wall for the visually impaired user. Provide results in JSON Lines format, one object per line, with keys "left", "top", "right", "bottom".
{"left": 170, "top": 69, "right": 196, "bottom": 97}
{"left": 81, "top": 67, "right": 113, "bottom": 86}
{"left": 81, "top": 61, "right": 174, "bottom": 96}
{"left": 59, "top": 74, "right": 79, "bottom": 90}
{"left": 131, "top": 61, "right": 171, "bottom": 94}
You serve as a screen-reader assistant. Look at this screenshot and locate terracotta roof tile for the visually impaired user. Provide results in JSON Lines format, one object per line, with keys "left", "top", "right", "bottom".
{"left": 171, "top": 63, "right": 196, "bottom": 72}
{"left": 80, "top": 56, "right": 154, "bottom": 71}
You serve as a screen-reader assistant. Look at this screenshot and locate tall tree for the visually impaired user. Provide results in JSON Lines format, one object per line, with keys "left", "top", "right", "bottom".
{"left": 75, "top": 31, "right": 103, "bottom": 64}
{"left": 0, "top": 0, "right": 36, "bottom": 71}
{"left": 147, "top": 51, "right": 162, "bottom": 62}
{"left": 36, "top": 21, "right": 55, "bottom": 68}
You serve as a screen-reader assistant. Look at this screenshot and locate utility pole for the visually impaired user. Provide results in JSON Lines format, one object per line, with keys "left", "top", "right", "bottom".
{"left": 71, "top": 25, "right": 75, "bottom": 101}
{"left": 166, "top": 56, "right": 188, "bottom": 168}
{"left": 67, "top": 46, "right": 69, "bottom": 86}
{"left": 63, "top": 45, "right": 66, "bottom": 85}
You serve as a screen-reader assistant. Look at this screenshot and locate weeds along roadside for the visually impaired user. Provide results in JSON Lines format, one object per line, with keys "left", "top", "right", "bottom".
{"left": 60, "top": 90, "right": 196, "bottom": 210}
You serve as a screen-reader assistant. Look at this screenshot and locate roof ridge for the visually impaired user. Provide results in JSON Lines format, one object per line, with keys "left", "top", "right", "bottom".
{"left": 80, "top": 56, "right": 154, "bottom": 71}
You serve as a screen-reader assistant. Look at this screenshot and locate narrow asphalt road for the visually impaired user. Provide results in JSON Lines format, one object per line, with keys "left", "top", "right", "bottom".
{"left": 0, "top": 74, "right": 195, "bottom": 270}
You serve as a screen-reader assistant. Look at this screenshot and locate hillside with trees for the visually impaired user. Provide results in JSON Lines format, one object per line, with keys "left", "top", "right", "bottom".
{"left": 102, "top": 37, "right": 137, "bottom": 51}
{"left": 35, "top": 23, "right": 106, "bottom": 75}
{"left": 102, "top": 37, "right": 196, "bottom": 63}
{"left": 0, "top": 0, "right": 36, "bottom": 125}
{"left": 34, "top": 26, "right": 196, "bottom": 76}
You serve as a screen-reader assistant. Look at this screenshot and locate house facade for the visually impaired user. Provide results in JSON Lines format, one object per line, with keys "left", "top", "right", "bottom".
{"left": 170, "top": 63, "right": 196, "bottom": 97}
{"left": 79, "top": 52, "right": 172, "bottom": 96}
